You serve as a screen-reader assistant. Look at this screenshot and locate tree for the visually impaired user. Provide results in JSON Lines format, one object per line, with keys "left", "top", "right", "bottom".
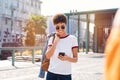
{"left": 24, "top": 15, "right": 47, "bottom": 46}
{"left": 30, "top": 14, "right": 47, "bottom": 34}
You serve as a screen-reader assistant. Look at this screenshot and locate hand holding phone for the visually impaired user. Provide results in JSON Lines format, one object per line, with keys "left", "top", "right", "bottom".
{"left": 59, "top": 52, "right": 65, "bottom": 56}
{"left": 58, "top": 52, "right": 68, "bottom": 61}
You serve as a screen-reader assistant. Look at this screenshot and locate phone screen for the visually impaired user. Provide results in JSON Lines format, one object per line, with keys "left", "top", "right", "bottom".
{"left": 59, "top": 52, "right": 65, "bottom": 56}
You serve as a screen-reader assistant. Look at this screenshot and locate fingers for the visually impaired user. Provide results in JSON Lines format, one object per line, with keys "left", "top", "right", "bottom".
{"left": 53, "top": 34, "right": 60, "bottom": 44}
{"left": 58, "top": 55, "right": 68, "bottom": 61}
{"left": 58, "top": 55, "right": 64, "bottom": 60}
{"left": 55, "top": 34, "right": 60, "bottom": 40}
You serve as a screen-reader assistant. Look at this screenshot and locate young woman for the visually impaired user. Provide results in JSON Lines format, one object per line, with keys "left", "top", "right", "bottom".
{"left": 45, "top": 13, "right": 78, "bottom": 80}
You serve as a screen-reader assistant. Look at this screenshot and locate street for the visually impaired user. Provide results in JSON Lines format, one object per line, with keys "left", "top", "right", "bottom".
{"left": 72, "top": 53, "right": 105, "bottom": 80}
{"left": 0, "top": 53, "right": 105, "bottom": 80}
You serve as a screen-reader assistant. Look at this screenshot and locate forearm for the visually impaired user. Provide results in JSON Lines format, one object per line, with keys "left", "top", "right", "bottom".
{"left": 46, "top": 42, "right": 57, "bottom": 59}
{"left": 67, "top": 48, "right": 78, "bottom": 63}
{"left": 67, "top": 57, "right": 78, "bottom": 63}
{"left": 58, "top": 48, "right": 78, "bottom": 62}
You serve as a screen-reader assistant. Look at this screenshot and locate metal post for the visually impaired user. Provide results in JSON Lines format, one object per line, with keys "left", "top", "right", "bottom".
{"left": 12, "top": 49, "right": 15, "bottom": 66}
{"left": 10, "top": 3, "right": 14, "bottom": 43}
{"left": 94, "top": 26, "right": 98, "bottom": 53}
{"left": 67, "top": 15, "right": 69, "bottom": 34}
{"left": 78, "top": 15, "right": 80, "bottom": 52}
{"left": 10, "top": 1, "right": 16, "bottom": 42}
{"left": 0, "top": 48, "right": 1, "bottom": 60}
{"left": 32, "top": 49, "right": 35, "bottom": 64}
{"left": 86, "top": 14, "right": 90, "bottom": 54}
{"left": 11, "top": 9, "right": 14, "bottom": 33}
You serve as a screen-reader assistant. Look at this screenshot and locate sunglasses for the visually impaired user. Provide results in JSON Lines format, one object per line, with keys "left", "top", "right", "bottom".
{"left": 55, "top": 25, "right": 65, "bottom": 30}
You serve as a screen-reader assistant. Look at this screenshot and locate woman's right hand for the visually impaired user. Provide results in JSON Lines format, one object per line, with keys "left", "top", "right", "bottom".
{"left": 46, "top": 33, "right": 60, "bottom": 59}
{"left": 53, "top": 34, "right": 60, "bottom": 44}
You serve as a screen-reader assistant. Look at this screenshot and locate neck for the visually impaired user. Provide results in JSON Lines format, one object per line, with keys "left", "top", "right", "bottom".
{"left": 59, "top": 32, "right": 67, "bottom": 37}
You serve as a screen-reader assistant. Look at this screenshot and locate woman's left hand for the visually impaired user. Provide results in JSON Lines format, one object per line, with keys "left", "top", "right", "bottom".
{"left": 58, "top": 55, "right": 69, "bottom": 61}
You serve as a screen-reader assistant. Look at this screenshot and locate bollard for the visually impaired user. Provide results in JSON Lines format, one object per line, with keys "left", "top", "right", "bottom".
{"left": 32, "top": 49, "right": 35, "bottom": 64}
{"left": 12, "top": 49, "right": 15, "bottom": 66}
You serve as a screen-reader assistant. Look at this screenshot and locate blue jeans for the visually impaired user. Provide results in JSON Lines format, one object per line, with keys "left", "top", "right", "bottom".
{"left": 46, "top": 71, "right": 71, "bottom": 80}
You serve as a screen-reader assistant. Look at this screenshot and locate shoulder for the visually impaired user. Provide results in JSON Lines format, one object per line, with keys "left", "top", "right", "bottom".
{"left": 49, "top": 36, "right": 54, "bottom": 40}
{"left": 68, "top": 35, "right": 77, "bottom": 39}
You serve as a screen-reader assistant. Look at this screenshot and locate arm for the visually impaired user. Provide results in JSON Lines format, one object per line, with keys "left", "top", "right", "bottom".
{"left": 46, "top": 35, "right": 59, "bottom": 59}
{"left": 58, "top": 47, "right": 78, "bottom": 63}
{"left": 67, "top": 47, "right": 78, "bottom": 63}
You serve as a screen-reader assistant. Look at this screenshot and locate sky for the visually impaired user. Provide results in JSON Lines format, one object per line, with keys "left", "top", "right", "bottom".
{"left": 40, "top": 0, "right": 120, "bottom": 16}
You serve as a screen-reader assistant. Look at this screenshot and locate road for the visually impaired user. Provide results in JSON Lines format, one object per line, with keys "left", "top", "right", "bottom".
{"left": 0, "top": 52, "right": 105, "bottom": 80}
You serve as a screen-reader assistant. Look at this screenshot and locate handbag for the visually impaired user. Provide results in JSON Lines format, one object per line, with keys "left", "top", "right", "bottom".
{"left": 41, "top": 57, "right": 49, "bottom": 71}
{"left": 41, "top": 33, "right": 55, "bottom": 71}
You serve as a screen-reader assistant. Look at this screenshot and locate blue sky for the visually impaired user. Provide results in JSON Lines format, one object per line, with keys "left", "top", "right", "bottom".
{"left": 41, "top": 0, "right": 120, "bottom": 16}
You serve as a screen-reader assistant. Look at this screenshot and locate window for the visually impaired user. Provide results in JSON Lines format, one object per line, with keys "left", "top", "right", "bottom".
{"left": 0, "top": 1, "right": 1, "bottom": 7}
{"left": 5, "top": 3, "right": 8, "bottom": 8}
{"left": 0, "top": 31, "right": 1, "bottom": 36}
{"left": 22, "top": 1, "right": 24, "bottom": 11}
{"left": 35, "top": 1, "right": 37, "bottom": 8}
{"left": 31, "top": 0, "right": 33, "bottom": 6}
{"left": 19, "top": 21, "right": 22, "bottom": 27}
{"left": 38, "top": 3, "right": 41, "bottom": 9}
{"left": 17, "top": 0, "right": 19, "bottom": 8}
{"left": 5, "top": 18, "right": 8, "bottom": 25}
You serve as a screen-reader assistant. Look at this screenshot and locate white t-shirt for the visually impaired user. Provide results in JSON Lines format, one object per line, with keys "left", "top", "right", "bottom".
{"left": 47, "top": 35, "right": 78, "bottom": 75}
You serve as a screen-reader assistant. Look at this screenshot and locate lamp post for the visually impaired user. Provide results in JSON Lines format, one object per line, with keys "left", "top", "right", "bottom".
{"left": 10, "top": 2, "right": 16, "bottom": 42}
{"left": 11, "top": 7, "right": 14, "bottom": 33}
{"left": 10, "top": 2, "right": 17, "bottom": 66}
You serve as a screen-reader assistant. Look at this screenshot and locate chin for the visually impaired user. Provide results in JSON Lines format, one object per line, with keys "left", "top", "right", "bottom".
{"left": 60, "top": 32, "right": 64, "bottom": 35}
{"left": 57, "top": 31, "right": 65, "bottom": 35}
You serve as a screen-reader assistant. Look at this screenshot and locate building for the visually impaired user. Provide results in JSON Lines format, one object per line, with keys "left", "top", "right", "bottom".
{"left": 0, "top": 0, "right": 42, "bottom": 47}
{"left": 42, "top": 8, "right": 118, "bottom": 53}
{"left": 65, "top": 8, "right": 118, "bottom": 53}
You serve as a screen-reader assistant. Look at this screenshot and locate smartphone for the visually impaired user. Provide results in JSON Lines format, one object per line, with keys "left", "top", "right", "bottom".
{"left": 59, "top": 52, "right": 65, "bottom": 56}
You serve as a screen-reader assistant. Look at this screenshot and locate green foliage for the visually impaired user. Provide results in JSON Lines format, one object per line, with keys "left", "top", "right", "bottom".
{"left": 24, "top": 14, "right": 47, "bottom": 46}
{"left": 30, "top": 14, "right": 47, "bottom": 34}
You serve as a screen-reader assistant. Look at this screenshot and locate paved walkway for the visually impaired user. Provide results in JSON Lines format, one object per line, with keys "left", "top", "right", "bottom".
{"left": 72, "top": 52, "right": 105, "bottom": 80}
{"left": 0, "top": 52, "right": 105, "bottom": 80}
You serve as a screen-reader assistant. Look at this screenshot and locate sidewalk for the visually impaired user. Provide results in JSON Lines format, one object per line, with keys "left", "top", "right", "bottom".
{"left": 0, "top": 52, "right": 105, "bottom": 80}
{"left": 72, "top": 52, "right": 105, "bottom": 80}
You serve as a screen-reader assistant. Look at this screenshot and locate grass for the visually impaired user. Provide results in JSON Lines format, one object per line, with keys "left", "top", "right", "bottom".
{"left": 15, "top": 49, "right": 42, "bottom": 56}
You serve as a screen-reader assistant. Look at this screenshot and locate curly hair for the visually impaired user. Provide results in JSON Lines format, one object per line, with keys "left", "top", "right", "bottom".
{"left": 52, "top": 13, "right": 67, "bottom": 25}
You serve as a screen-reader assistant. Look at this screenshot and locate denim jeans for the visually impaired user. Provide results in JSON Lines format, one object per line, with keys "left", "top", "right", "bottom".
{"left": 46, "top": 71, "right": 71, "bottom": 80}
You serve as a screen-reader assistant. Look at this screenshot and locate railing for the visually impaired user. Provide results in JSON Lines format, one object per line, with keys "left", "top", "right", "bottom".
{"left": 0, "top": 46, "right": 43, "bottom": 66}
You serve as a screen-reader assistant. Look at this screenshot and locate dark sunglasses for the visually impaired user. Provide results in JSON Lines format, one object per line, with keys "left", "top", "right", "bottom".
{"left": 56, "top": 25, "right": 65, "bottom": 30}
